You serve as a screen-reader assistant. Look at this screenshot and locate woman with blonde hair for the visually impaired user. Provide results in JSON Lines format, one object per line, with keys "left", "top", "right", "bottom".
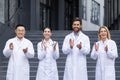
{"left": 91, "top": 26, "right": 118, "bottom": 80}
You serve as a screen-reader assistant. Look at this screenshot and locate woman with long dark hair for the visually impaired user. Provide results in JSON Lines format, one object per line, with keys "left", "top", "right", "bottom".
{"left": 36, "top": 27, "right": 59, "bottom": 80}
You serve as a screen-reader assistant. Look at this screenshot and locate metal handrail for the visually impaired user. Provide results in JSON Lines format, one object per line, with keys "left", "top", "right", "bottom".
{"left": 0, "top": 3, "right": 22, "bottom": 37}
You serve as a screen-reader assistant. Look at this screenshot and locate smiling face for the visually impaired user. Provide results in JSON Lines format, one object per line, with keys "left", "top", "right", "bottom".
{"left": 15, "top": 26, "right": 25, "bottom": 39}
{"left": 72, "top": 21, "right": 81, "bottom": 33}
{"left": 43, "top": 28, "right": 52, "bottom": 40}
{"left": 99, "top": 28, "right": 108, "bottom": 40}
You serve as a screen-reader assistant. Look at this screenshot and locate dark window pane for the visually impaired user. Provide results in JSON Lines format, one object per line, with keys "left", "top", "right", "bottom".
{"left": 91, "top": 0, "right": 100, "bottom": 25}
{"left": 82, "top": 0, "right": 87, "bottom": 20}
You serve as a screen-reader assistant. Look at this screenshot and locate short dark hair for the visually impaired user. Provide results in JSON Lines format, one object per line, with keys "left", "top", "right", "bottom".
{"left": 42, "top": 27, "right": 52, "bottom": 32}
{"left": 15, "top": 24, "right": 25, "bottom": 30}
{"left": 72, "top": 17, "right": 82, "bottom": 25}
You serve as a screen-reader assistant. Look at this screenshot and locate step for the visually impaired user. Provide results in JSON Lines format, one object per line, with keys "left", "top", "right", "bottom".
{"left": 0, "top": 30, "right": 120, "bottom": 80}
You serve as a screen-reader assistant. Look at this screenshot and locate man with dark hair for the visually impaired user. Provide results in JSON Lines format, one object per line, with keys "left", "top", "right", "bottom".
{"left": 15, "top": 24, "right": 25, "bottom": 29}
{"left": 62, "top": 17, "right": 90, "bottom": 80}
{"left": 3, "top": 24, "right": 35, "bottom": 80}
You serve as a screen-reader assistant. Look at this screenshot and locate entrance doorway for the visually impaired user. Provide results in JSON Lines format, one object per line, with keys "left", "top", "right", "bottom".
{"left": 64, "top": 0, "right": 79, "bottom": 30}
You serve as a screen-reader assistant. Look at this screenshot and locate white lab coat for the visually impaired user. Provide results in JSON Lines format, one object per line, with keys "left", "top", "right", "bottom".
{"left": 91, "top": 39, "right": 118, "bottom": 80}
{"left": 62, "top": 31, "right": 90, "bottom": 80}
{"left": 3, "top": 37, "right": 35, "bottom": 80}
{"left": 36, "top": 39, "right": 59, "bottom": 80}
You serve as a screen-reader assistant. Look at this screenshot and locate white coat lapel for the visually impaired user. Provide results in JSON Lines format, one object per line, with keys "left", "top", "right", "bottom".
{"left": 70, "top": 32, "right": 79, "bottom": 43}
{"left": 13, "top": 37, "right": 25, "bottom": 54}
{"left": 74, "top": 31, "right": 83, "bottom": 44}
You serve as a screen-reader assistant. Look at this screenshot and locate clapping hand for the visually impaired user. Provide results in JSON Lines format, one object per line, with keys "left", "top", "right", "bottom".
{"left": 42, "top": 39, "right": 47, "bottom": 50}
{"left": 69, "top": 38, "right": 74, "bottom": 48}
{"left": 23, "top": 47, "right": 28, "bottom": 53}
{"left": 94, "top": 42, "right": 99, "bottom": 51}
{"left": 9, "top": 43, "right": 14, "bottom": 50}
{"left": 76, "top": 42, "right": 82, "bottom": 49}
{"left": 53, "top": 41, "right": 57, "bottom": 51}
{"left": 104, "top": 45, "right": 108, "bottom": 52}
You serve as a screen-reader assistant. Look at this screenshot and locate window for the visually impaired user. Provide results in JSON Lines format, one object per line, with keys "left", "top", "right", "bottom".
{"left": 39, "top": 0, "right": 51, "bottom": 29}
{"left": 64, "top": 0, "right": 79, "bottom": 30}
{"left": 91, "top": 0, "right": 100, "bottom": 25}
{"left": 64, "top": 0, "right": 73, "bottom": 30}
{"left": 82, "top": 0, "right": 87, "bottom": 20}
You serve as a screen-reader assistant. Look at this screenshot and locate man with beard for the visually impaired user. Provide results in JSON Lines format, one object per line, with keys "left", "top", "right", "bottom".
{"left": 62, "top": 17, "right": 90, "bottom": 80}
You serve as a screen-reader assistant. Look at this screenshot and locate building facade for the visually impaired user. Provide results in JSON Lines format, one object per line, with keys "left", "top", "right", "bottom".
{"left": 104, "top": 0, "right": 120, "bottom": 30}
{"left": 0, "top": 0, "right": 104, "bottom": 31}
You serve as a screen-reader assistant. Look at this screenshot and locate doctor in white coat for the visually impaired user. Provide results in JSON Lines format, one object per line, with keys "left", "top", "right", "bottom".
{"left": 62, "top": 17, "right": 90, "bottom": 80}
{"left": 91, "top": 26, "right": 118, "bottom": 80}
{"left": 3, "top": 24, "right": 35, "bottom": 80}
{"left": 36, "top": 27, "right": 59, "bottom": 80}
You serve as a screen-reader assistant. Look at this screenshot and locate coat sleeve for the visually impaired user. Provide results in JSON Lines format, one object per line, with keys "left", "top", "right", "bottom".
{"left": 25, "top": 41, "right": 35, "bottom": 58}
{"left": 37, "top": 42, "right": 46, "bottom": 60}
{"left": 79, "top": 36, "right": 90, "bottom": 55}
{"left": 52, "top": 42, "right": 59, "bottom": 59}
{"left": 91, "top": 45, "right": 99, "bottom": 60}
{"left": 62, "top": 36, "right": 72, "bottom": 55}
{"left": 3, "top": 40, "right": 13, "bottom": 58}
{"left": 106, "top": 41, "right": 118, "bottom": 59}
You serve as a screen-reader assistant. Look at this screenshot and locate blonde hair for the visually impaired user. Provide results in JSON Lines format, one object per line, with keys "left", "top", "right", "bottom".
{"left": 98, "top": 26, "right": 111, "bottom": 40}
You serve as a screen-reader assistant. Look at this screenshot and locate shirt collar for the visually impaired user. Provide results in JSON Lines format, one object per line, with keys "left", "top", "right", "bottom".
{"left": 100, "top": 38, "right": 108, "bottom": 44}
{"left": 16, "top": 36, "right": 24, "bottom": 41}
{"left": 73, "top": 31, "right": 81, "bottom": 36}
{"left": 44, "top": 38, "right": 52, "bottom": 43}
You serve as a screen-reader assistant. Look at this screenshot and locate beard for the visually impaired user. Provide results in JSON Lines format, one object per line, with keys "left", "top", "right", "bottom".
{"left": 73, "top": 27, "right": 80, "bottom": 33}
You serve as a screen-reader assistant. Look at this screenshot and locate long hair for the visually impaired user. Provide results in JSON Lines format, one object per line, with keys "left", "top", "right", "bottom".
{"left": 98, "top": 26, "right": 111, "bottom": 40}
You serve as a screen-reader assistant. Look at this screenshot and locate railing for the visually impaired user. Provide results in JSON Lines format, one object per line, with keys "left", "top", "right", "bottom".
{"left": 0, "top": 1, "right": 23, "bottom": 36}
{"left": 0, "top": 3, "right": 22, "bottom": 60}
